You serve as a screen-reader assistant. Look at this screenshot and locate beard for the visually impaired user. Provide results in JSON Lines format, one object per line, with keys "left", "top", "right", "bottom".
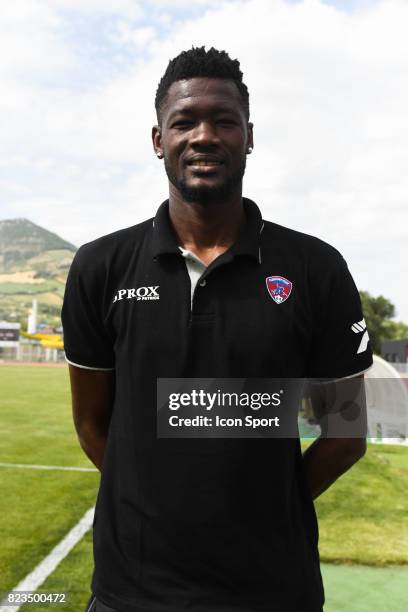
{"left": 164, "top": 156, "right": 247, "bottom": 205}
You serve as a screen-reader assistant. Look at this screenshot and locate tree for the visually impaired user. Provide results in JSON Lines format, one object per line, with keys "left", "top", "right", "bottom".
{"left": 359, "top": 291, "right": 408, "bottom": 355}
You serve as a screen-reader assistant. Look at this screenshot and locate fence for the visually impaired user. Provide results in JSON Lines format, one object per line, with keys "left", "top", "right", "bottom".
{"left": 0, "top": 342, "right": 65, "bottom": 363}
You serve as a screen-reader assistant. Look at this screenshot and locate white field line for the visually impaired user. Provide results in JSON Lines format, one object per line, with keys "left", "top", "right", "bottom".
{"left": 0, "top": 462, "right": 98, "bottom": 472}
{"left": 0, "top": 507, "right": 95, "bottom": 612}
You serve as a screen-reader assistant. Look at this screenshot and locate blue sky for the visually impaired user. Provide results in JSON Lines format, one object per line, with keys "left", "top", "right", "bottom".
{"left": 0, "top": 0, "right": 407, "bottom": 321}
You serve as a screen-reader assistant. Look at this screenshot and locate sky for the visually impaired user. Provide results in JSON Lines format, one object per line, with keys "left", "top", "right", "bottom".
{"left": 0, "top": 0, "right": 407, "bottom": 321}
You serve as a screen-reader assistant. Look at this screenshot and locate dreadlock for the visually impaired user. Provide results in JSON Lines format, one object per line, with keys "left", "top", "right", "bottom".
{"left": 155, "top": 46, "right": 249, "bottom": 125}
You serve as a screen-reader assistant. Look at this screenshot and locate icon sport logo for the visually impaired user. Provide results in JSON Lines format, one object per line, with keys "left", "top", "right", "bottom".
{"left": 266, "top": 276, "right": 293, "bottom": 304}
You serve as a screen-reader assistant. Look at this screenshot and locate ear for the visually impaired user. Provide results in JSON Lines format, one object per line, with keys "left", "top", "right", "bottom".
{"left": 152, "top": 125, "right": 163, "bottom": 158}
{"left": 247, "top": 122, "right": 254, "bottom": 150}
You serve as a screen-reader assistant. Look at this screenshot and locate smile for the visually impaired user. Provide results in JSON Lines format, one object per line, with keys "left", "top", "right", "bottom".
{"left": 187, "top": 160, "right": 223, "bottom": 167}
{"left": 187, "top": 163, "right": 224, "bottom": 175}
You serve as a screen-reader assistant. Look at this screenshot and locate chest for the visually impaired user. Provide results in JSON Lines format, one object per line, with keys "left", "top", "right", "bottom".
{"left": 106, "top": 255, "right": 313, "bottom": 377}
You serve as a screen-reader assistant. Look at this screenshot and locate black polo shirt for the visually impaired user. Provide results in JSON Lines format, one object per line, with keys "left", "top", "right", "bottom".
{"left": 61, "top": 197, "right": 373, "bottom": 612}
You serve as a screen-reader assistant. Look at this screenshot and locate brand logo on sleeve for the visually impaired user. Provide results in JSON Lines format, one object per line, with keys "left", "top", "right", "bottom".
{"left": 351, "top": 318, "right": 369, "bottom": 354}
{"left": 112, "top": 286, "right": 159, "bottom": 303}
{"left": 266, "top": 276, "right": 293, "bottom": 304}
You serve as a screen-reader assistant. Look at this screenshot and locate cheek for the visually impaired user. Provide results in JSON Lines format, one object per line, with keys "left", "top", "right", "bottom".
{"left": 166, "top": 141, "right": 187, "bottom": 167}
{"left": 224, "top": 133, "right": 246, "bottom": 153}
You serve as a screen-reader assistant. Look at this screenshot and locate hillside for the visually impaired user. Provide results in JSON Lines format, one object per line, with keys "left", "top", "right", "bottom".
{"left": 0, "top": 218, "right": 77, "bottom": 329}
{"left": 0, "top": 218, "right": 76, "bottom": 272}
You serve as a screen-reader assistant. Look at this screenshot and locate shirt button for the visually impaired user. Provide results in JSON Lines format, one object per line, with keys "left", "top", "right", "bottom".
{"left": 199, "top": 279, "right": 207, "bottom": 287}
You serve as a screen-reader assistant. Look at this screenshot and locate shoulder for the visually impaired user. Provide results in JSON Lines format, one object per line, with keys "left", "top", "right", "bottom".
{"left": 77, "top": 217, "right": 153, "bottom": 262}
{"left": 72, "top": 217, "right": 153, "bottom": 276}
{"left": 261, "top": 219, "right": 346, "bottom": 272}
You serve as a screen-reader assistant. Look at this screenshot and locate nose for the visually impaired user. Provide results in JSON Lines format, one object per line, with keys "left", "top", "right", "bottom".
{"left": 190, "top": 121, "right": 220, "bottom": 147}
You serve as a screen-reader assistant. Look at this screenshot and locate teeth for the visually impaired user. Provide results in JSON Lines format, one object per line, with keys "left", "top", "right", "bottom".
{"left": 190, "top": 160, "right": 221, "bottom": 166}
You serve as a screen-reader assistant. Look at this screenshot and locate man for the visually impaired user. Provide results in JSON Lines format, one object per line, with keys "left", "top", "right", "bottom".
{"left": 62, "top": 47, "right": 373, "bottom": 612}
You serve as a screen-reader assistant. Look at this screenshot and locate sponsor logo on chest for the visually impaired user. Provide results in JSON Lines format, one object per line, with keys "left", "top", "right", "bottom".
{"left": 112, "top": 286, "right": 160, "bottom": 303}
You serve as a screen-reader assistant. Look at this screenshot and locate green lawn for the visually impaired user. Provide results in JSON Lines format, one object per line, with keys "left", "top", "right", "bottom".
{"left": 314, "top": 443, "right": 408, "bottom": 565}
{"left": 0, "top": 280, "right": 62, "bottom": 294}
{"left": 0, "top": 365, "right": 91, "bottom": 467}
{"left": 0, "top": 365, "right": 99, "bottom": 610}
{"left": 0, "top": 365, "right": 407, "bottom": 611}
{"left": 0, "top": 468, "right": 97, "bottom": 596}
{"left": 18, "top": 531, "right": 95, "bottom": 612}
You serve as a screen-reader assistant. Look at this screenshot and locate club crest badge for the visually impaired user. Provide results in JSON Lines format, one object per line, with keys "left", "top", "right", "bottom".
{"left": 266, "top": 276, "right": 293, "bottom": 304}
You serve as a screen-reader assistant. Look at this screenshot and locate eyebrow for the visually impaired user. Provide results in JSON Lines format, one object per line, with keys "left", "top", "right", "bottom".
{"left": 167, "top": 106, "right": 241, "bottom": 121}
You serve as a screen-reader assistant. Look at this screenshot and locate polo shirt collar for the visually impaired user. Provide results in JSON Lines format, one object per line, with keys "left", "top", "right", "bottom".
{"left": 228, "top": 197, "right": 264, "bottom": 263}
{"left": 151, "top": 197, "right": 264, "bottom": 263}
{"left": 151, "top": 199, "right": 180, "bottom": 257}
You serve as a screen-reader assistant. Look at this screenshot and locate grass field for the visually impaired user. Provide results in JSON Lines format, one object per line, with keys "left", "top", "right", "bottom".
{"left": 0, "top": 365, "right": 99, "bottom": 610}
{"left": 0, "top": 364, "right": 407, "bottom": 611}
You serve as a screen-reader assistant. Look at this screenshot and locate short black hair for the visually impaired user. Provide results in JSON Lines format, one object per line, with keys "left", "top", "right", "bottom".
{"left": 155, "top": 46, "right": 250, "bottom": 125}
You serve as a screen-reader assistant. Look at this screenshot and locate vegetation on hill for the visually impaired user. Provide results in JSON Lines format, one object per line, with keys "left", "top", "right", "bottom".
{"left": 0, "top": 219, "right": 76, "bottom": 329}
{"left": 0, "top": 218, "right": 75, "bottom": 272}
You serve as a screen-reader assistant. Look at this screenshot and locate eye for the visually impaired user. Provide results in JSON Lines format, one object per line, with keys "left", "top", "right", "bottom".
{"left": 217, "top": 119, "right": 237, "bottom": 125}
{"left": 172, "top": 121, "right": 193, "bottom": 129}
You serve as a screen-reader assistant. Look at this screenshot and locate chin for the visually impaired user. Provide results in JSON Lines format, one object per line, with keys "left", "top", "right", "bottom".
{"left": 165, "top": 160, "right": 246, "bottom": 204}
{"left": 178, "top": 181, "right": 236, "bottom": 205}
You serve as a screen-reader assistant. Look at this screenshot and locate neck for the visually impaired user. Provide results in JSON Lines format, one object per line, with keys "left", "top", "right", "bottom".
{"left": 168, "top": 184, "right": 245, "bottom": 263}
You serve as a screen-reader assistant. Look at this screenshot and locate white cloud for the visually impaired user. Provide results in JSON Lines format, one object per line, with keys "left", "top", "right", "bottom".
{"left": 114, "top": 22, "right": 155, "bottom": 46}
{"left": 0, "top": 2, "right": 71, "bottom": 79}
{"left": 46, "top": 0, "right": 145, "bottom": 20}
{"left": 149, "top": 0, "right": 227, "bottom": 6}
{"left": 1, "top": 0, "right": 408, "bottom": 320}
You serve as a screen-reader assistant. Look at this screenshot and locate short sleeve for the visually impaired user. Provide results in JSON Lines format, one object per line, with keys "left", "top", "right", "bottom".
{"left": 307, "top": 255, "right": 373, "bottom": 381}
{"left": 61, "top": 248, "right": 115, "bottom": 370}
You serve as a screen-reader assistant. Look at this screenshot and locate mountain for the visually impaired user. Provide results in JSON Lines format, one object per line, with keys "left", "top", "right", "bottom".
{"left": 0, "top": 218, "right": 76, "bottom": 272}
{"left": 0, "top": 218, "right": 77, "bottom": 329}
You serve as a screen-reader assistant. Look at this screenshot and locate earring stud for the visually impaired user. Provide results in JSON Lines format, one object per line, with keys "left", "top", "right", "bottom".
{"left": 156, "top": 152, "right": 163, "bottom": 159}
{"left": 247, "top": 146, "right": 253, "bottom": 154}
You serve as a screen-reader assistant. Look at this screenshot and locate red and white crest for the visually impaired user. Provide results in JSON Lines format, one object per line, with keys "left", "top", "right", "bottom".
{"left": 266, "top": 276, "right": 293, "bottom": 304}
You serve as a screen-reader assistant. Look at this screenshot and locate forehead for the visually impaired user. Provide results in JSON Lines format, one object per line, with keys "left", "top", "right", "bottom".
{"left": 162, "top": 77, "right": 244, "bottom": 118}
